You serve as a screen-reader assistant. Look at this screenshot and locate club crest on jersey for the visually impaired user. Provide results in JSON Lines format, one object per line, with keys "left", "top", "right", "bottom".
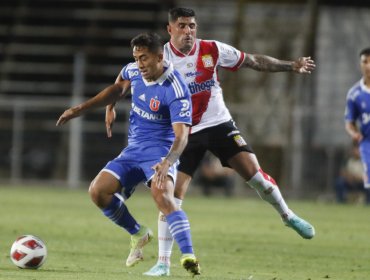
{"left": 201, "top": 54, "right": 214, "bottom": 68}
{"left": 149, "top": 98, "right": 160, "bottom": 112}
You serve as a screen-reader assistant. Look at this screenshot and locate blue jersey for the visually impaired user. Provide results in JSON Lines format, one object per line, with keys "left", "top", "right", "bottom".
{"left": 120, "top": 60, "right": 192, "bottom": 161}
{"left": 345, "top": 79, "right": 370, "bottom": 142}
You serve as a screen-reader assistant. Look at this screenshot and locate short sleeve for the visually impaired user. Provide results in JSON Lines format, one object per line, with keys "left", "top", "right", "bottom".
{"left": 121, "top": 64, "right": 129, "bottom": 80}
{"left": 167, "top": 72, "right": 192, "bottom": 125}
{"left": 215, "top": 41, "right": 245, "bottom": 71}
{"left": 345, "top": 90, "right": 359, "bottom": 122}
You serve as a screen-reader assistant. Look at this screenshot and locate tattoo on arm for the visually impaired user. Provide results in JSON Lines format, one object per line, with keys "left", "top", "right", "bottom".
{"left": 165, "top": 151, "right": 181, "bottom": 165}
{"left": 243, "top": 54, "right": 293, "bottom": 72}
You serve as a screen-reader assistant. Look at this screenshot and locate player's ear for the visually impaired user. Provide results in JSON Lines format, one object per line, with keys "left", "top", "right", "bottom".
{"left": 158, "top": 53, "right": 163, "bottom": 62}
{"left": 167, "top": 24, "right": 171, "bottom": 35}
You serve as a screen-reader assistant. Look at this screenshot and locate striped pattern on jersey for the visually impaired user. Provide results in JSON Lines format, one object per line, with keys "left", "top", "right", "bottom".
{"left": 168, "top": 72, "right": 186, "bottom": 98}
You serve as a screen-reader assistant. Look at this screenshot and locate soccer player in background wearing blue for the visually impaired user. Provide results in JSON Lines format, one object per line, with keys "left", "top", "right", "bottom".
{"left": 56, "top": 32, "right": 200, "bottom": 276}
{"left": 345, "top": 47, "right": 370, "bottom": 204}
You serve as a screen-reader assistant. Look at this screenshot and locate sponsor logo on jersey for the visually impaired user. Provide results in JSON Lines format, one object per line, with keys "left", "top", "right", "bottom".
{"left": 188, "top": 78, "right": 215, "bottom": 94}
{"left": 362, "top": 113, "right": 370, "bottom": 125}
{"left": 149, "top": 98, "right": 160, "bottom": 112}
{"left": 139, "top": 93, "right": 146, "bottom": 101}
{"left": 132, "top": 103, "right": 163, "bottom": 120}
{"left": 185, "top": 71, "right": 202, "bottom": 78}
{"left": 201, "top": 54, "right": 214, "bottom": 68}
{"left": 128, "top": 70, "right": 139, "bottom": 79}
{"left": 220, "top": 45, "right": 235, "bottom": 55}
{"left": 179, "top": 99, "right": 191, "bottom": 117}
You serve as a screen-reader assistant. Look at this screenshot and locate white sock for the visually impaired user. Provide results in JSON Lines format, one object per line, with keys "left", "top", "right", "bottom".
{"left": 157, "top": 198, "right": 182, "bottom": 266}
{"left": 247, "top": 169, "right": 293, "bottom": 220}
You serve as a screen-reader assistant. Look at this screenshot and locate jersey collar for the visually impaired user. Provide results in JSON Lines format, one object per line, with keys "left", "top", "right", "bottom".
{"left": 142, "top": 60, "right": 174, "bottom": 86}
{"left": 360, "top": 78, "right": 370, "bottom": 94}
{"left": 169, "top": 40, "right": 197, "bottom": 57}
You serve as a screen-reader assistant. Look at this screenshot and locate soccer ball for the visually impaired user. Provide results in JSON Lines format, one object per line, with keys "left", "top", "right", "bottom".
{"left": 10, "top": 235, "right": 47, "bottom": 269}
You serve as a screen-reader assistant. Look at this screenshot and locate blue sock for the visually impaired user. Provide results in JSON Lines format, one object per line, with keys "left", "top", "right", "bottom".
{"left": 166, "top": 210, "right": 193, "bottom": 254}
{"left": 102, "top": 195, "right": 140, "bottom": 234}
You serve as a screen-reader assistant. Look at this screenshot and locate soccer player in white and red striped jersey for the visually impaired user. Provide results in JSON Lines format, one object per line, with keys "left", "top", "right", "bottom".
{"left": 107, "top": 8, "right": 316, "bottom": 277}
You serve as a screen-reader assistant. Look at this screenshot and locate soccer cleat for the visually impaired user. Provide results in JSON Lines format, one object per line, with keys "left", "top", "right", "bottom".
{"left": 126, "top": 225, "right": 153, "bottom": 267}
{"left": 143, "top": 262, "right": 170, "bottom": 276}
{"left": 180, "top": 254, "right": 200, "bottom": 277}
{"left": 284, "top": 214, "right": 315, "bottom": 239}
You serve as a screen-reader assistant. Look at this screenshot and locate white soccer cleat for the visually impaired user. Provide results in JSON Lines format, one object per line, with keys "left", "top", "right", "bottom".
{"left": 143, "top": 262, "right": 170, "bottom": 276}
{"left": 283, "top": 214, "right": 315, "bottom": 239}
{"left": 126, "top": 226, "right": 153, "bottom": 267}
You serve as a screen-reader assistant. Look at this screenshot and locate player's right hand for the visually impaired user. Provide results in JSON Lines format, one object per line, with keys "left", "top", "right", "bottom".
{"left": 293, "top": 56, "right": 316, "bottom": 74}
{"left": 105, "top": 106, "right": 116, "bottom": 138}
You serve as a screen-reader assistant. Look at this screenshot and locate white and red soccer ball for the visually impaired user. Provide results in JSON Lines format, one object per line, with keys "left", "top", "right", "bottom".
{"left": 10, "top": 235, "right": 47, "bottom": 269}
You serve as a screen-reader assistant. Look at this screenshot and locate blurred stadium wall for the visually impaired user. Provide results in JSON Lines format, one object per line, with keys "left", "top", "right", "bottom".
{"left": 0, "top": 0, "right": 369, "bottom": 199}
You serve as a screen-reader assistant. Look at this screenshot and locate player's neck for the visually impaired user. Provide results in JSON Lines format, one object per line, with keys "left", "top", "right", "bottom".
{"left": 179, "top": 46, "right": 192, "bottom": 55}
{"left": 364, "top": 76, "right": 370, "bottom": 87}
{"left": 146, "top": 67, "right": 165, "bottom": 82}
{"left": 170, "top": 40, "right": 194, "bottom": 56}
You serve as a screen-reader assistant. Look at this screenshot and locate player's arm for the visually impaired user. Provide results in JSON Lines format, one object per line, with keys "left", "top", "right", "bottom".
{"left": 345, "top": 121, "right": 363, "bottom": 143}
{"left": 241, "top": 54, "right": 315, "bottom": 74}
{"left": 152, "top": 123, "right": 190, "bottom": 189}
{"left": 56, "top": 79, "right": 130, "bottom": 126}
{"left": 105, "top": 72, "right": 124, "bottom": 137}
{"left": 165, "top": 123, "right": 190, "bottom": 165}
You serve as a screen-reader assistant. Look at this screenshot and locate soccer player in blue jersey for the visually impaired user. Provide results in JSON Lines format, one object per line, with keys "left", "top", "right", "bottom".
{"left": 56, "top": 32, "right": 200, "bottom": 276}
{"left": 345, "top": 47, "right": 370, "bottom": 204}
{"left": 106, "top": 8, "right": 316, "bottom": 277}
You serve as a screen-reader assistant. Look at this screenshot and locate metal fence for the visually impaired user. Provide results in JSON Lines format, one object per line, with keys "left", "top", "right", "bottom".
{"left": 0, "top": 93, "right": 350, "bottom": 199}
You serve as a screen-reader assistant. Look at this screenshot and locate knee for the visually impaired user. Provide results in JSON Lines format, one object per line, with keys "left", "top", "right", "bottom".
{"left": 89, "top": 181, "right": 109, "bottom": 208}
{"left": 151, "top": 188, "right": 167, "bottom": 206}
{"left": 152, "top": 190, "right": 177, "bottom": 215}
{"left": 174, "top": 187, "right": 186, "bottom": 199}
{"left": 174, "top": 172, "right": 191, "bottom": 199}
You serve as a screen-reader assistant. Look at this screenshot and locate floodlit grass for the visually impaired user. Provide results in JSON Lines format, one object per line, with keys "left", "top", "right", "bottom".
{"left": 0, "top": 185, "right": 369, "bottom": 280}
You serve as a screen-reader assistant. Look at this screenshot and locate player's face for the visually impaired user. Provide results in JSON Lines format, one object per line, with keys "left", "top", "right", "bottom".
{"left": 360, "top": 54, "right": 370, "bottom": 81}
{"left": 167, "top": 17, "right": 197, "bottom": 54}
{"left": 133, "top": 46, "right": 163, "bottom": 81}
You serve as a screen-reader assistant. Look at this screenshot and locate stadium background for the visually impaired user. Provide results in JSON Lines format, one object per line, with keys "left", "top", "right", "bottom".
{"left": 0, "top": 0, "right": 369, "bottom": 199}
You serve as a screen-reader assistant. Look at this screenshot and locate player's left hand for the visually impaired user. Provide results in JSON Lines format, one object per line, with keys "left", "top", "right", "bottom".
{"left": 293, "top": 56, "right": 316, "bottom": 74}
{"left": 151, "top": 159, "right": 171, "bottom": 189}
{"left": 56, "top": 107, "right": 80, "bottom": 126}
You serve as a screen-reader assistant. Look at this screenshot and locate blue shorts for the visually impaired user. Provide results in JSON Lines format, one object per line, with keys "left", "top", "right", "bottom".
{"left": 101, "top": 154, "right": 178, "bottom": 199}
{"left": 360, "top": 141, "right": 370, "bottom": 188}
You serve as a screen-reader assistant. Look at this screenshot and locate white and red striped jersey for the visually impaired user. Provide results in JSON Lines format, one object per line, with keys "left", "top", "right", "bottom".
{"left": 163, "top": 38, "right": 245, "bottom": 133}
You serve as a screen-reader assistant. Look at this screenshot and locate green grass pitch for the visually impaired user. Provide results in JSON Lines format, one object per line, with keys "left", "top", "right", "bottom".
{"left": 0, "top": 185, "right": 369, "bottom": 280}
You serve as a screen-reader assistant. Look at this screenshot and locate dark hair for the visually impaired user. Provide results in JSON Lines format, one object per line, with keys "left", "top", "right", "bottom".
{"left": 168, "top": 7, "right": 196, "bottom": 22}
{"left": 359, "top": 47, "right": 370, "bottom": 57}
{"left": 130, "top": 32, "right": 163, "bottom": 54}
